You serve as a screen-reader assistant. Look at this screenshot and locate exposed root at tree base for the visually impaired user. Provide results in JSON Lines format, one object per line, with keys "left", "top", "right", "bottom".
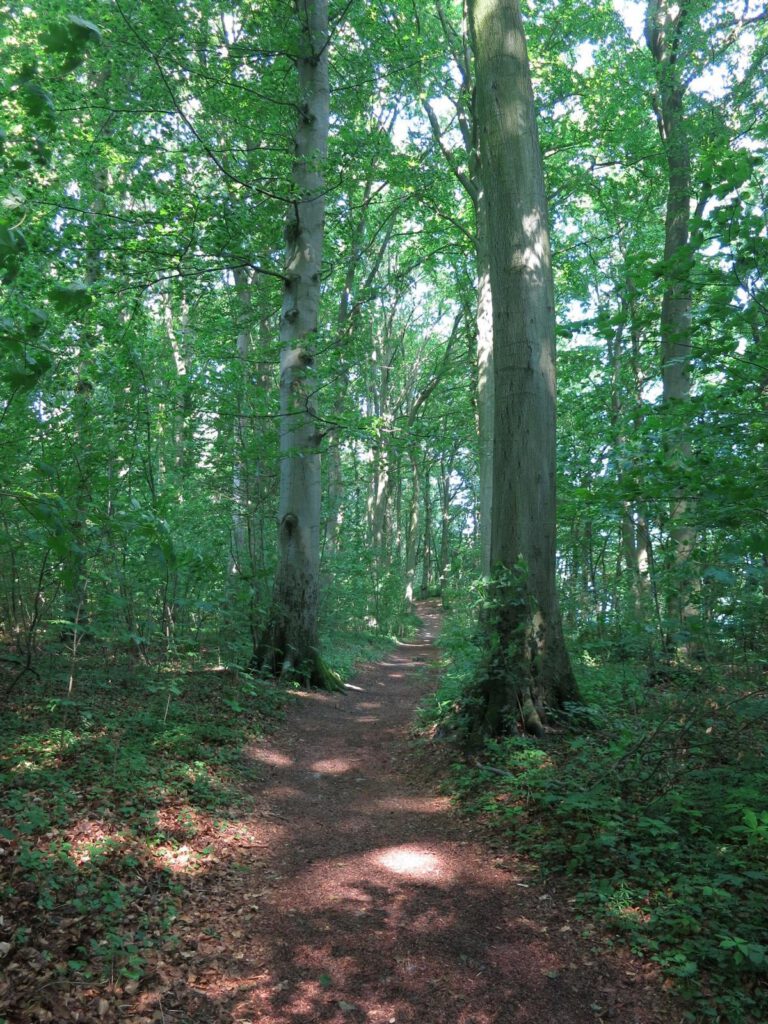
{"left": 279, "top": 652, "right": 345, "bottom": 693}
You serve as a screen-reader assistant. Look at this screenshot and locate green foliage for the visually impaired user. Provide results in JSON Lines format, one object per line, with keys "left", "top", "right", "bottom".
{"left": 427, "top": 620, "right": 768, "bottom": 1023}
{"left": 319, "top": 627, "right": 397, "bottom": 683}
{"left": 0, "top": 0, "right": 767, "bottom": 1014}
{"left": 417, "top": 582, "right": 492, "bottom": 742}
{"left": 49, "top": 281, "right": 92, "bottom": 313}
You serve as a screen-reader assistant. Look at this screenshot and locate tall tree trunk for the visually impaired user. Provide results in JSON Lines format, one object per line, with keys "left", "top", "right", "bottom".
{"left": 323, "top": 177, "right": 381, "bottom": 560}
{"left": 438, "top": 449, "right": 456, "bottom": 594}
{"left": 404, "top": 456, "right": 421, "bottom": 607}
{"left": 420, "top": 464, "right": 433, "bottom": 598}
{"left": 476, "top": 189, "right": 494, "bottom": 576}
{"left": 230, "top": 267, "right": 256, "bottom": 577}
{"left": 424, "top": 9, "right": 494, "bottom": 573}
{"left": 323, "top": 440, "right": 344, "bottom": 559}
{"left": 256, "top": 0, "right": 336, "bottom": 688}
{"left": 646, "top": 0, "right": 698, "bottom": 644}
{"left": 469, "top": 0, "right": 578, "bottom": 739}
{"left": 369, "top": 447, "right": 391, "bottom": 558}
{"left": 63, "top": 66, "right": 113, "bottom": 639}
{"left": 163, "top": 287, "right": 196, "bottom": 476}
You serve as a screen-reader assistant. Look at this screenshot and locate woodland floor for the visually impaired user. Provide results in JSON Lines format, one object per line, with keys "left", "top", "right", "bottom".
{"left": 4, "top": 604, "right": 682, "bottom": 1024}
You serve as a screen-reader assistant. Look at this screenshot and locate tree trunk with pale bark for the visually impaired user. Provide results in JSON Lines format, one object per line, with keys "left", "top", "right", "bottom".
{"left": 256, "top": 0, "right": 338, "bottom": 689}
{"left": 468, "top": 0, "right": 578, "bottom": 738}
{"left": 646, "top": 0, "right": 699, "bottom": 646}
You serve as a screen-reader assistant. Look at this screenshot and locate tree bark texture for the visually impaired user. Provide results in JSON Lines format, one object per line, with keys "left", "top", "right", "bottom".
{"left": 404, "top": 455, "right": 421, "bottom": 607}
{"left": 229, "top": 267, "right": 262, "bottom": 584}
{"left": 257, "top": 0, "right": 335, "bottom": 687}
{"left": 469, "top": 0, "right": 578, "bottom": 737}
{"left": 63, "top": 67, "right": 113, "bottom": 640}
{"left": 424, "top": 15, "right": 494, "bottom": 575}
{"left": 475, "top": 187, "right": 494, "bottom": 576}
{"left": 646, "top": 0, "right": 698, "bottom": 641}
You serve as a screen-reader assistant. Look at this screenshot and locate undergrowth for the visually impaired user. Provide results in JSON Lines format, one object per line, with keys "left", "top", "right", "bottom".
{"left": 0, "top": 623, "right": 394, "bottom": 1014}
{"left": 0, "top": 655, "right": 287, "bottom": 1002}
{"left": 423, "top": 612, "right": 768, "bottom": 1024}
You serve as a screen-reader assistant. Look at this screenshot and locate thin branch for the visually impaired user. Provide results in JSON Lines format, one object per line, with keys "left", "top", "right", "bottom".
{"left": 113, "top": 0, "right": 291, "bottom": 205}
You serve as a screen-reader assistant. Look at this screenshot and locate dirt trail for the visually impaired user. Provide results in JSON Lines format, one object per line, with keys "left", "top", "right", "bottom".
{"left": 161, "top": 604, "right": 673, "bottom": 1024}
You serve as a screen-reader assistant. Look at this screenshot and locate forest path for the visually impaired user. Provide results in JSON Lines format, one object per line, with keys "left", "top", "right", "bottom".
{"left": 168, "top": 603, "right": 670, "bottom": 1024}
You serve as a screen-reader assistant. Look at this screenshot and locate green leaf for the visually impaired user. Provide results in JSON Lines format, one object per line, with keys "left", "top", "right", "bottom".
{"left": 40, "top": 24, "right": 74, "bottom": 54}
{"left": 6, "top": 352, "right": 53, "bottom": 389}
{"left": 25, "top": 307, "right": 49, "bottom": 337}
{"left": 19, "top": 83, "right": 56, "bottom": 123}
{"left": 0, "top": 224, "right": 26, "bottom": 260}
{"left": 743, "top": 809, "right": 758, "bottom": 830}
{"left": 41, "top": 15, "right": 101, "bottom": 63}
{"left": 50, "top": 282, "right": 92, "bottom": 312}
{"left": 67, "top": 15, "right": 102, "bottom": 45}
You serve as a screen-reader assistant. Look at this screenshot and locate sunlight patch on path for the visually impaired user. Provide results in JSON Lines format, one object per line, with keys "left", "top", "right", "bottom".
{"left": 374, "top": 844, "right": 452, "bottom": 881}
{"left": 251, "top": 749, "right": 293, "bottom": 768}
{"left": 311, "top": 757, "right": 355, "bottom": 775}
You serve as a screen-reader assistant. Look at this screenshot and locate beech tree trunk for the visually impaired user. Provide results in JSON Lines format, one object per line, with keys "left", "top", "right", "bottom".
{"left": 424, "top": 10, "right": 494, "bottom": 574}
{"left": 438, "top": 453, "right": 452, "bottom": 591}
{"left": 323, "top": 176, "right": 384, "bottom": 560}
{"left": 646, "top": 0, "right": 698, "bottom": 644}
{"left": 476, "top": 189, "right": 494, "bottom": 576}
{"left": 229, "top": 267, "right": 258, "bottom": 580}
{"left": 420, "top": 463, "right": 433, "bottom": 598}
{"left": 257, "top": 0, "right": 336, "bottom": 688}
{"left": 62, "top": 67, "right": 116, "bottom": 641}
{"left": 469, "top": 0, "right": 578, "bottom": 738}
{"left": 404, "top": 455, "right": 421, "bottom": 607}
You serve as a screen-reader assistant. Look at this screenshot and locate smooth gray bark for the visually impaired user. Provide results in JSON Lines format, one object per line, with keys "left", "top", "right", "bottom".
{"left": 63, "top": 66, "right": 114, "bottom": 642}
{"left": 475, "top": 188, "right": 494, "bottom": 576}
{"left": 257, "top": 0, "right": 336, "bottom": 687}
{"left": 469, "top": 0, "right": 578, "bottom": 737}
{"left": 230, "top": 267, "right": 256, "bottom": 579}
{"left": 425, "top": 4, "right": 494, "bottom": 573}
{"left": 646, "top": 0, "right": 699, "bottom": 643}
{"left": 404, "top": 455, "right": 421, "bottom": 607}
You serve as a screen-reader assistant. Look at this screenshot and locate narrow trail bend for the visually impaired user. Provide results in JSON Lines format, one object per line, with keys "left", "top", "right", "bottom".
{"left": 167, "top": 604, "right": 673, "bottom": 1024}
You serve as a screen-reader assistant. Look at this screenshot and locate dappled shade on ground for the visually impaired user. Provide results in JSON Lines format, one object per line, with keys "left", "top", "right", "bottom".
{"left": 128, "top": 604, "right": 673, "bottom": 1024}
{"left": 2, "top": 604, "right": 676, "bottom": 1022}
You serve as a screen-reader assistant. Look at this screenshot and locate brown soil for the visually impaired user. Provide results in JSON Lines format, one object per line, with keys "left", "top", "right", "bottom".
{"left": 121, "top": 603, "right": 680, "bottom": 1024}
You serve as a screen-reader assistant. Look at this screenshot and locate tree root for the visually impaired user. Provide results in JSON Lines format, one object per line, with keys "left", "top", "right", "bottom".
{"left": 275, "top": 651, "right": 345, "bottom": 693}
{"left": 520, "top": 695, "right": 545, "bottom": 737}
